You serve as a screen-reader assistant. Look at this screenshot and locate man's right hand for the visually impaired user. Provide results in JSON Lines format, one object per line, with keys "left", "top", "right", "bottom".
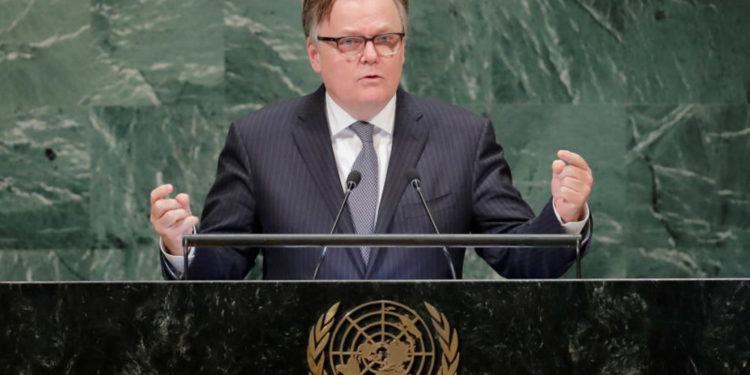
{"left": 150, "top": 184, "right": 200, "bottom": 256}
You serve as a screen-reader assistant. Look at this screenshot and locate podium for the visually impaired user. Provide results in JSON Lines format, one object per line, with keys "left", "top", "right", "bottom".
{"left": 2, "top": 279, "right": 750, "bottom": 373}
{"left": 2, "top": 234, "right": 746, "bottom": 373}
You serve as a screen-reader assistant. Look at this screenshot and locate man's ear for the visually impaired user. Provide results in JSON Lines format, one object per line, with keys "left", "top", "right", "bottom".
{"left": 307, "top": 37, "right": 322, "bottom": 73}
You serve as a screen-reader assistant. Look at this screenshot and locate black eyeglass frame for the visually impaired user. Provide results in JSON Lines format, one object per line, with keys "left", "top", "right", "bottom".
{"left": 316, "top": 32, "right": 406, "bottom": 55}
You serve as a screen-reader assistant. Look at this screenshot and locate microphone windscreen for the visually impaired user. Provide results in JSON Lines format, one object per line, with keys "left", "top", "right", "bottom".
{"left": 405, "top": 169, "right": 420, "bottom": 184}
{"left": 346, "top": 170, "right": 362, "bottom": 187}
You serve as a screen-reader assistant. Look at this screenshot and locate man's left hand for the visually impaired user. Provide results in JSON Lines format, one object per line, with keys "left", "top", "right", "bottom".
{"left": 551, "top": 150, "right": 593, "bottom": 223}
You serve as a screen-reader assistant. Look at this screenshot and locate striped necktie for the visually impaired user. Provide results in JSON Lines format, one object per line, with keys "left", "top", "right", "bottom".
{"left": 348, "top": 121, "right": 379, "bottom": 265}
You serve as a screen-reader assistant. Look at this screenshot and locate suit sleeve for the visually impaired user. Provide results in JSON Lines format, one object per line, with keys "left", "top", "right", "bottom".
{"left": 161, "top": 122, "right": 261, "bottom": 280}
{"left": 471, "top": 119, "right": 589, "bottom": 278}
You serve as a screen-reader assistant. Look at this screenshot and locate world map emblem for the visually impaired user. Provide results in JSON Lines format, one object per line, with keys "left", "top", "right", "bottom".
{"left": 307, "top": 300, "right": 459, "bottom": 375}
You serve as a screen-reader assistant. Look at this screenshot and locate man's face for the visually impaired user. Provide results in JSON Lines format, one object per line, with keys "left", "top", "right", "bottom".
{"left": 307, "top": 0, "right": 406, "bottom": 119}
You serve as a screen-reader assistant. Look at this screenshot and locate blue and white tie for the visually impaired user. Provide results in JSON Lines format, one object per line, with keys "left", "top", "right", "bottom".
{"left": 348, "top": 121, "right": 379, "bottom": 265}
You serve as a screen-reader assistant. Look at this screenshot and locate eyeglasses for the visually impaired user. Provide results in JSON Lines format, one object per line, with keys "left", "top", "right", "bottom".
{"left": 317, "top": 32, "right": 406, "bottom": 57}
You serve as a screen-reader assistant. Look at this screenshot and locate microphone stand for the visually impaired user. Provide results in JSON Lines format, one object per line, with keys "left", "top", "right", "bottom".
{"left": 312, "top": 176, "right": 359, "bottom": 280}
{"left": 410, "top": 177, "right": 458, "bottom": 280}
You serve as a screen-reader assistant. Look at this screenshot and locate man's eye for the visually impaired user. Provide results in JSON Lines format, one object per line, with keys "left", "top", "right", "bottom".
{"left": 341, "top": 38, "right": 359, "bottom": 46}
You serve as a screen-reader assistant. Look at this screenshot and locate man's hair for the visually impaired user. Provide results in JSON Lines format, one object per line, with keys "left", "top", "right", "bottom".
{"left": 302, "top": 0, "right": 409, "bottom": 39}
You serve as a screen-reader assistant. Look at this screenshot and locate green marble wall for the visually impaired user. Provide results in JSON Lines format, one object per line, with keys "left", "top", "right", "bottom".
{"left": 1, "top": 0, "right": 748, "bottom": 280}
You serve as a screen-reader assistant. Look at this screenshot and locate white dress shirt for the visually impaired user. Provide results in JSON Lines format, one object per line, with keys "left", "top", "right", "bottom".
{"left": 162, "top": 93, "right": 588, "bottom": 276}
{"left": 327, "top": 93, "right": 395, "bottom": 216}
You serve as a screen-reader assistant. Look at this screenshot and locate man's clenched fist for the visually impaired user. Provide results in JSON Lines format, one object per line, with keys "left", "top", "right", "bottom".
{"left": 550, "top": 150, "right": 593, "bottom": 223}
{"left": 149, "top": 184, "right": 199, "bottom": 255}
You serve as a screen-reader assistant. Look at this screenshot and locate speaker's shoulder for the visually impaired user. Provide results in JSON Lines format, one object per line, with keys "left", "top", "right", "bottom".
{"left": 402, "top": 92, "right": 490, "bottom": 133}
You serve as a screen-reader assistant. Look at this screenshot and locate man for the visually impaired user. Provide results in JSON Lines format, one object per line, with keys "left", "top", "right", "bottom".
{"left": 150, "top": 0, "right": 593, "bottom": 280}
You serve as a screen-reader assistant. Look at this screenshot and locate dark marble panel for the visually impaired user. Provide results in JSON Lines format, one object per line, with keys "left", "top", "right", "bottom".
{"left": 406, "top": 0, "right": 750, "bottom": 104}
{"left": 88, "top": 105, "right": 226, "bottom": 250}
{"left": 1, "top": 280, "right": 750, "bottom": 374}
{"left": 88, "top": 0, "right": 224, "bottom": 107}
{"left": 0, "top": 0, "right": 121, "bottom": 111}
{"left": 403, "top": 0, "right": 494, "bottom": 115}
{"left": 0, "top": 107, "right": 91, "bottom": 249}
{"left": 224, "top": 0, "right": 320, "bottom": 110}
{"left": 0, "top": 248, "right": 158, "bottom": 281}
{"left": 625, "top": 105, "right": 750, "bottom": 277}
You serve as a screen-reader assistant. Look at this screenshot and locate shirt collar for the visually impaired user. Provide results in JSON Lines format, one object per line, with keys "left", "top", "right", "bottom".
{"left": 326, "top": 92, "right": 397, "bottom": 137}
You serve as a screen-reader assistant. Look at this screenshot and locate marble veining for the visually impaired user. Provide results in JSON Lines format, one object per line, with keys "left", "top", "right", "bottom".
{"left": 1, "top": 280, "right": 750, "bottom": 374}
{"left": 0, "top": 0, "right": 748, "bottom": 280}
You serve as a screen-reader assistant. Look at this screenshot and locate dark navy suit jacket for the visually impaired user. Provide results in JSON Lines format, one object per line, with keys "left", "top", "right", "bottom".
{"left": 162, "top": 86, "right": 590, "bottom": 280}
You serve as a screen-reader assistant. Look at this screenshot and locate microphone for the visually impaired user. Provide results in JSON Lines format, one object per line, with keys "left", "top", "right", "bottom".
{"left": 312, "top": 170, "right": 361, "bottom": 279}
{"left": 406, "top": 169, "right": 457, "bottom": 279}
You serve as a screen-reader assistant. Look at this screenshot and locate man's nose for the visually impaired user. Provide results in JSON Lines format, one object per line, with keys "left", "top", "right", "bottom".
{"left": 360, "top": 40, "right": 379, "bottom": 63}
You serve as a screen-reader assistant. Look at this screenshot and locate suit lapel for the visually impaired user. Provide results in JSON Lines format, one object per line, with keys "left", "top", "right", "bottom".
{"left": 366, "top": 89, "right": 428, "bottom": 276}
{"left": 292, "top": 86, "right": 364, "bottom": 276}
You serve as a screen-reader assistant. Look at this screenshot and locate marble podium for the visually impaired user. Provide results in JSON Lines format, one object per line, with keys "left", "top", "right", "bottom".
{"left": 2, "top": 280, "right": 750, "bottom": 374}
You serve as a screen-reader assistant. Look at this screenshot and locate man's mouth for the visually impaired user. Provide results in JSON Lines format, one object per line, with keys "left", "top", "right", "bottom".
{"left": 360, "top": 75, "right": 383, "bottom": 80}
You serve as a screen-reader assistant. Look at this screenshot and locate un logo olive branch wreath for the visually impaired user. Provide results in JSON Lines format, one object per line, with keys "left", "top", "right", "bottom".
{"left": 308, "top": 302, "right": 341, "bottom": 375}
{"left": 307, "top": 301, "right": 459, "bottom": 375}
{"left": 424, "top": 302, "right": 460, "bottom": 375}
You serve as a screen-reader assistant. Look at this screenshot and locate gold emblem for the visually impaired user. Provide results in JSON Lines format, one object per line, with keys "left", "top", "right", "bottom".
{"left": 307, "top": 300, "right": 459, "bottom": 375}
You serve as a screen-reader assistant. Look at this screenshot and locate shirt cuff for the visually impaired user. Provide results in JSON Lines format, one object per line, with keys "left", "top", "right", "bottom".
{"left": 160, "top": 238, "right": 195, "bottom": 278}
{"left": 552, "top": 202, "right": 590, "bottom": 235}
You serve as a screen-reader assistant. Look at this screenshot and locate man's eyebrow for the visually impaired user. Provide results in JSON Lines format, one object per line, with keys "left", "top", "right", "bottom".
{"left": 336, "top": 25, "right": 400, "bottom": 35}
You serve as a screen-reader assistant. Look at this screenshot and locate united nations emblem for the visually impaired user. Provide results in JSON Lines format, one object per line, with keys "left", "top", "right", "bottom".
{"left": 307, "top": 300, "right": 459, "bottom": 375}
